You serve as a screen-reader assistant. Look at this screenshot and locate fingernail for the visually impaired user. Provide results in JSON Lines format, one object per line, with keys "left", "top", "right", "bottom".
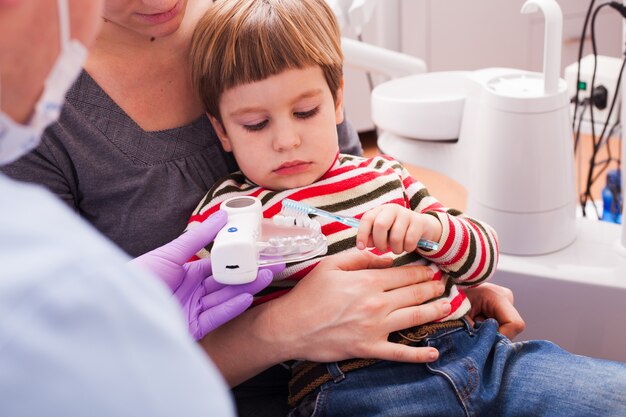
{"left": 356, "top": 241, "right": 365, "bottom": 250}
{"left": 440, "top": 300, "right": 451, "bottom": 313}
{"left": 427, "top": 269, "right": 435, "bottom": 279}
{"left": 428, "top": 349, "right": 439, "bottom": 361}
{"left": 259, "top": 269, "right": 273, "bottom": 283}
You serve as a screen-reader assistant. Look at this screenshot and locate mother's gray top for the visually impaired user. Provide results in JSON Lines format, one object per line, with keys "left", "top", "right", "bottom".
{"left": 2, "top": 71, "right": 363, "bottom": 257}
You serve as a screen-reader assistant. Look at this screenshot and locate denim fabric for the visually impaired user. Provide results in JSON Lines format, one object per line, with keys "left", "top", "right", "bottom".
{"left": 289, "top": 319, "right": 626, "bottom": 417}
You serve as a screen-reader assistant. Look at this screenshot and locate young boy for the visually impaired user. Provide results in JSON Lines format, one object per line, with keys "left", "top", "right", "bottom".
{"left": 187, "top": 0, "right": 499, "bottom": 413}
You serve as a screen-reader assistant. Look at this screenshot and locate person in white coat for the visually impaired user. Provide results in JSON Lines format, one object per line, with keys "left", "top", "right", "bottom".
{"left": 0, "top": 1, "right": 267, "bottom": 415}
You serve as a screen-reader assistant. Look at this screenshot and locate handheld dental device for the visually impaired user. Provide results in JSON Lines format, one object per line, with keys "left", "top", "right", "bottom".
{"left": 211, "top": 196, "right": 327, "bottom": 285}
{"left": 281, "top": 198, "right": 440, "bottom": 251}
{"left": 211, "top": 196, "right": 263, "bottom": 285}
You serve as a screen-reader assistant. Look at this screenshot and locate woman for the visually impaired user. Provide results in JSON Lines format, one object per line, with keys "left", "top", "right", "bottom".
{"left": 1, "top": 1, "right": 524, "bottom": 415}
{"left": 3, "top": 0, "right": 362, "bottom": 258}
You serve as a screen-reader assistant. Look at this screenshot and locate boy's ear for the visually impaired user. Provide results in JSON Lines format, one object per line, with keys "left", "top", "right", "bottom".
{"left": 335, "top": 78, "right": 345, "bottom": 124}
{"left": 207, "top": 113, "right": 233, "bottom": 152}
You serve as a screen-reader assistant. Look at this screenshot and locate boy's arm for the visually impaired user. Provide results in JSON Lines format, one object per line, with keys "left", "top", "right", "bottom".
{"left": 394, "top": 159, "right": 499, "bottom": 286}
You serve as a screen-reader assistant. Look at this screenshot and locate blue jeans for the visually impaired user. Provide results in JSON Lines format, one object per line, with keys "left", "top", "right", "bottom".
{"left": 289, "top": 319, "right": 626, "bottom": 416}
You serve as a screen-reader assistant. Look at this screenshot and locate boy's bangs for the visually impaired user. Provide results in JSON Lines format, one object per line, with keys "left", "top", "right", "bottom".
{"left": 223, "top": 3, "right": 342, "bottom": 90}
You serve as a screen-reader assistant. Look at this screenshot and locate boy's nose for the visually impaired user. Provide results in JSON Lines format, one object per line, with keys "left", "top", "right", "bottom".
{"left": 272, "top": 127, "right": 301, "bottom": 151}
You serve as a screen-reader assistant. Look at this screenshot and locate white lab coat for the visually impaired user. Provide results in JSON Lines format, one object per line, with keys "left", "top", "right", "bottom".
{"left": 0, "top": 173, "right": 235, "bottom": 416}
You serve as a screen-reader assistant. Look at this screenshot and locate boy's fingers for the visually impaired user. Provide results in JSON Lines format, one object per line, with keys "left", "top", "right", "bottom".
{"left": 388, "top": 215, "right": 410, "bottom": 254}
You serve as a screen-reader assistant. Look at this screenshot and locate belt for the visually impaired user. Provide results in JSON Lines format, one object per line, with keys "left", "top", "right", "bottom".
{"left": 288, "top": 318, "right": 466, "bottom": 407}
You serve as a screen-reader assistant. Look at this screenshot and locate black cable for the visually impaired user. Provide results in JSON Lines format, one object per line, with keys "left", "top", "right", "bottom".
{"left": 590, "top": 55, "right": 626, "bottom": 185}
{"left": 609, "top": 1, "right": 626, "bottom": 18}
{"left": 576, "top": 100, "right": 590, "bottom": 215}
{"left": 581, "top": 2, "right": 613, "bottom": 215}
{"left": 572, "top": 0, "right": 596, "bottom": 133}
{"left": 608, "top": 3, "right": 625, "bottom": 182}
{"left": 618, "top": 120, "right": 623, "bottom": 172}
{"left": 574, "top": 99, "right": 589, "bottom": 153}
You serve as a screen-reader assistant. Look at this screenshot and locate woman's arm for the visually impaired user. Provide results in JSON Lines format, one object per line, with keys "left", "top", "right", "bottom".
{"left": 200, "top": 250, "right": 451, "bottom": 386}
{"left": 1, "top": 129, "right": 78, "bottom": 210}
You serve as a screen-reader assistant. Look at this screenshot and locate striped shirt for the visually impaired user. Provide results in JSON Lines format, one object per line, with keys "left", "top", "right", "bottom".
{"left": 187, "top": 154, "right": 499, "bottom": 321}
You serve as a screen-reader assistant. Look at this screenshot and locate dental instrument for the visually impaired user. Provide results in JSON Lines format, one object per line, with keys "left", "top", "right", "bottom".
{"left": 281, "top": 198, "right": 440, "bottom": 251}
{"left": 211, "top": 196, "right": 327, "bottom": 285}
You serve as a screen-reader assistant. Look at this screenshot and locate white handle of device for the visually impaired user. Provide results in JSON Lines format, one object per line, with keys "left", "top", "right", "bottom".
{"left": 211, "top": 196, "right": 262, "bottom": 285}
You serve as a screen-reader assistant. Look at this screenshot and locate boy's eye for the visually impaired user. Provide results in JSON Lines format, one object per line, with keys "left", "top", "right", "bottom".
{"left": 294, "top": 107, "right": 319, "bottom": 119}
{"left": 243, "top": 120, "right": 268, "bottom": 132}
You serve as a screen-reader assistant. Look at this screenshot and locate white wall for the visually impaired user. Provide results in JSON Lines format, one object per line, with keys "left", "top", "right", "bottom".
{"left": 344, "top": 0, "right": 623, "bottom": 132}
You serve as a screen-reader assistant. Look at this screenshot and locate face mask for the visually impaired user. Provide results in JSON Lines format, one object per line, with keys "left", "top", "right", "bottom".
{"left": 0, "top": 0, "right": 88, "bottom": 166}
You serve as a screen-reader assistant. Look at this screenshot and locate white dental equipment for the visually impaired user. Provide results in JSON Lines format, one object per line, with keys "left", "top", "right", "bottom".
{"left": 326, "top": 0, "right": 376, "bottom": 35}
{"left": 374, "top": 0, "right": 576, "bottom": 256}
{"left": 211, "top": 196, "right": 327, "bottom": 285}
{"left": 326, "top": 0, "right": 427, "bottom": 79}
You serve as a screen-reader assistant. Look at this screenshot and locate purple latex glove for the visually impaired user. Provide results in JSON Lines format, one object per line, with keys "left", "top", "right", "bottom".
{"left": 130, "top": 210, "right": 284, "bottom": 339}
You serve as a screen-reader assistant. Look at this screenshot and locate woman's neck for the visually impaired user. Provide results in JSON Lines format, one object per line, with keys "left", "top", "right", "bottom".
{"left": 83, "top": 2, "right": 207, "bottom": 131}
{"left": 89, "top": 1, "right": 206, "bottom": 65}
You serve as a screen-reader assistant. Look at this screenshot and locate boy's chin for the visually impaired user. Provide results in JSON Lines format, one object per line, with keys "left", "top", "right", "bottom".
{"left": 268, "top": 175, "right": 318, "bottom": 192}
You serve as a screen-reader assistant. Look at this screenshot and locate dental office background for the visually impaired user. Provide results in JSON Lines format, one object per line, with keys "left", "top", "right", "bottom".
{"left": 343, "top": 0, "right": 622, "bottom": 131}
{"left": 340, "top": 0, "right": 626, "bottom": 364}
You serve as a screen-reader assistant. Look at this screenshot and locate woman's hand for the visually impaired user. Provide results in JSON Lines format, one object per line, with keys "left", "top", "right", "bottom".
{"left": 130, "top": 210, "right": 280, "bottom": 339}
{"left": 259, "top": 250, "right": 451, "bottom": 364}
{"left": 465, "top": 282, "right": 526, "bottom": 340}
{"left": 201, "top": 250, "right": 451, "bottom": 386}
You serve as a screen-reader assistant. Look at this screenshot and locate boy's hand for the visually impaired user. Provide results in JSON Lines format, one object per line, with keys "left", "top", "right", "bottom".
{"left": 466, "top": 283, "right": 525, "bottom": 340}
{"left": 356, "top": 204, "right": 442, "bottom": 254}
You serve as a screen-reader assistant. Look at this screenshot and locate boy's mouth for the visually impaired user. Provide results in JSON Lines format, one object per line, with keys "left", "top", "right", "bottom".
{"left": 274, "top": 160, "right": 311, "bottom": 175}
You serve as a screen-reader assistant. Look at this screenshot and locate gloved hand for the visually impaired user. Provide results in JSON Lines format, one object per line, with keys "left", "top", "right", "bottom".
{"left": 130, "top": 210, "right": 284, "bottom": 339}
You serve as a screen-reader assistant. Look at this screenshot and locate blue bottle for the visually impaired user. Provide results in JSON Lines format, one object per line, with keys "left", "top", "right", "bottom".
{"left": 601, "top": 169, "right": 622, "bottom": 224}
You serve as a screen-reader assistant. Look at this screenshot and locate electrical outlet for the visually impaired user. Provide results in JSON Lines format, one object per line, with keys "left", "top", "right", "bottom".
{"left": 565, "top": 54, "right": 623, "bottom": 134}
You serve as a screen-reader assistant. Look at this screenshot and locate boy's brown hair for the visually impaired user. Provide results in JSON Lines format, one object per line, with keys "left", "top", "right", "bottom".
{"left": 190, "top": 0, "right": 343, "bottom": 123}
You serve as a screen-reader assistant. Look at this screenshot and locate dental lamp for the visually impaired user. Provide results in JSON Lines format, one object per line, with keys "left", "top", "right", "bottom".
{"left": 326, "top": 0, "right": 427, "bottom": 78}
{"left": 326, "top": 0, "right": 377, "bottom": 36}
